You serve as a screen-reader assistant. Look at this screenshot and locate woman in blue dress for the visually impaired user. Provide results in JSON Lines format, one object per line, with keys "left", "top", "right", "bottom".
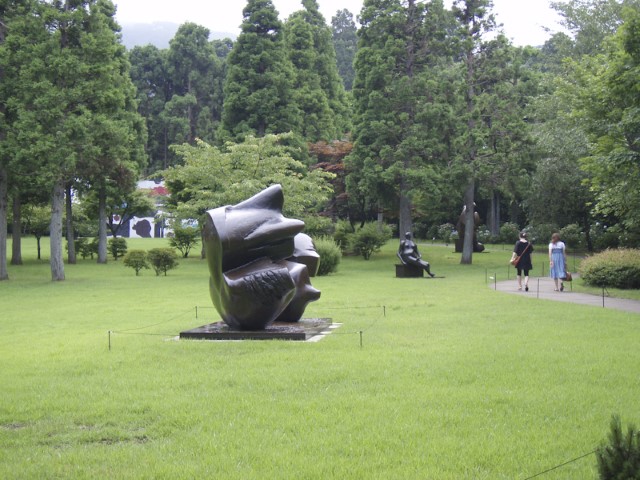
{"left": 548, "top": 232, "right": 567, "bottom": 291}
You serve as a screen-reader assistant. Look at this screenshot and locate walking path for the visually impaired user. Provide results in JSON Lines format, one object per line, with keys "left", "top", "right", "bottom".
{"left": 491, "top": 276, "right": 640, "bottom": 315}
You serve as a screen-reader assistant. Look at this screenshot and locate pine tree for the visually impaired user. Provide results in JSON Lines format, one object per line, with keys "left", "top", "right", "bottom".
{"left": 347, "top": 0, "right": 453, "bottom": 235}
{"left": 331, "top": 9, "right": 358, "bottom": 91}
{"left": 220, "top": 0, "right": 299, "bottom": 141}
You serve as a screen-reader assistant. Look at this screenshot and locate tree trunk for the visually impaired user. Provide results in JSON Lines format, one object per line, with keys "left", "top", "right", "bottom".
{"left": 398, "top": 188, "right": 412, "bottom": 239}
{"left": 460, "top": 180, "right": 475, "bottom": 264}
{"left": 36, "top": 235, "right": 42, "bottom": 260}
{"left": 50, "top": 180, "right": 65, "bottom": 281}
{"left": 377, "top": 201, "right": 384, "bottom": 231}
{"left": 97, "top": 185, "right": 108, "bottom": 264}
{"left": 65, "top": 184, "right": 76, "bottom": 264}
{"left": 11, "top": 194, "right": 22, "bottom": 265}
{"left": 487, "top": 190, "right": 500, "bottom": 237}
{"left": 0, "top": 166, "right": 8, "bottom": 280}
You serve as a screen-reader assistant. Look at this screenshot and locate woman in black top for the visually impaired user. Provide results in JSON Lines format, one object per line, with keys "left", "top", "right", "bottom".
{"left": 510, "top": 231, "right": 533, "bottom": 291}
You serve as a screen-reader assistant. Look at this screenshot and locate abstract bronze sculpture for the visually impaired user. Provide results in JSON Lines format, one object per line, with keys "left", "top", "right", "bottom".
{"left": 202, "top": 185, "right": 320, "bottom": 330}
{"left": 455, "top": 204, "right": 485, "bottom": 253}
{"left": 397, "top": 232, "right": 435, "bottom": 277}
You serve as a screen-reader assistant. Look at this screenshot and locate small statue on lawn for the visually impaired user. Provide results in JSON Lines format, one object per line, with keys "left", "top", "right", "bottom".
{"left": 397, "top": 232, "right": 435, "bottom": 277}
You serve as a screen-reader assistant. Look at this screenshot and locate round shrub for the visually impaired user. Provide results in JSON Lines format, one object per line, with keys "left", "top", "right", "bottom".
{"left": 522, "top": 223, "right": 558, "bottom": 245}
{"left": 147, "top": 248, "right": 179, "bottom": 276}
{"left": 123, "top": 250, "right": 150, "bottom": 276}
{"left": 579, "top": 249, "right": 640, "bottom": 289}
{"left": 108, "top": 237, "right": 128, "bottom": 260}
{"left": 351, "top": 222, "right": 392, "bottom": 260}
{"left": 499, "top": 222, "right": 520, "bottom": 244}
{"left": 314, "top": 236, "right": 341, "bottom": 276}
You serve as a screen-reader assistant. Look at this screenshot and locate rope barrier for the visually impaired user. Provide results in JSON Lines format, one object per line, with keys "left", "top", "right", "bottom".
{"left": 523, "top": 449, "right": 597, "bottom": 479}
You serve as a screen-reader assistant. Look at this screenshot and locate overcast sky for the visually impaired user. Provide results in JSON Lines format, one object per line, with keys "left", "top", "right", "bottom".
{"left": 113, "top": 0, "right": 565, "bottom": 47}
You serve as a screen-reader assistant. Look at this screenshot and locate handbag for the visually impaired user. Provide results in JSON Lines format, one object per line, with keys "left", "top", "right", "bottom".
{"left": 510, "top": 242, "right": 531, "bottom": 266}
{"left": 562, "top": 272, "right": 572, "bottom": 281}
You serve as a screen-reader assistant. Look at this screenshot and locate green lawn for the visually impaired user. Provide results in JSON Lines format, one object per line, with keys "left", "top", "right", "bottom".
{"left": 1, "top": 237, "right": 639, "bottom": 479}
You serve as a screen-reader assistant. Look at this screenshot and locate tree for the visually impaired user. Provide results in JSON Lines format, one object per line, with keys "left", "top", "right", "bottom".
{"left": 23, "top": 205, "right": 50, "bottom": 261}
{"left": 128, "top": 44, "right": 172, "bottom": 173}
{"left": 166, "top": 23, "right": 224, "bottom": 146}
{"left": 348, "top": 0, "right": 454, "bottom": 235}
{"left": 168, "top": 225, "right": 199, "bottom": 258}
{"left": 550, "top": 0, "right": 640, "bottom": 56}
{"left": 451, "top": 0, "right": 499, "bottom": 264}
{"left": 148, "top": 248, "right": 178, "bottom": 276}
{"left": 575, "top": 6, "right": 640, "bottom": 238}
{"left": 219, "top": 0, "right": 300, "bottom": 140}
{"left": 123, "top": 250, "right": 149, "bottom": 276}
{"left": 82, "top": 187, "right": 155, "bottom": 237}
{"left": 331, "top": 9, "right": 358, "bottom": 90}
{"left": 162, "top": 134, "right": 334, "bottom": 222}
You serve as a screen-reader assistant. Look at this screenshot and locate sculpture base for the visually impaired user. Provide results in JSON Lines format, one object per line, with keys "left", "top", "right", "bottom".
{"left": 395, "top": 264, "right": 424, "bottom": 278}
{"left": 180, "top": 318, "right": 333, "bottom": 341}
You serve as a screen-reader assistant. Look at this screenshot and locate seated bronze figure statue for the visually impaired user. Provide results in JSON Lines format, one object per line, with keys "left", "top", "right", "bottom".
{"left": 397, "top": 232, "right": 435, "bottom": 277}
{"left": 202, "top": 185, "right": 320, "bottom": 330}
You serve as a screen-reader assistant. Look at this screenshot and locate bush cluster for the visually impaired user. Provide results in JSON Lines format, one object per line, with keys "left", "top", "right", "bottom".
{"left": 302, "top": 215, "right": 334, "bottom": 238}
{"left": 313, "top": 236, "right": 341, "bottom": 276}
{"left": 437, "top": 223, "right": 456, "bottom": 244}
{"left": 579, "top": 249, "right": 640, "bottom": 289}
{"left": 123, "top": 248, "right": 179, "bottom": 276}
{"left": 123, "top": 250, "right": 150, "bottom": 276}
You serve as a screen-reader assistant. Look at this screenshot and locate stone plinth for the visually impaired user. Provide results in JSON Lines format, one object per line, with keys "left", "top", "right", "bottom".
{"left": 180, "top": 318, "right": 333, "bottom": 341}
{"left": 395, "top": 264, "right": 423, "bottom": 278}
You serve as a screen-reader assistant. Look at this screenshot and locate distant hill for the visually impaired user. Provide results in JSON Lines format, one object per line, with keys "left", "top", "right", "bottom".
{"left": 120, "top": 22, "right": 235, "bottom": 50}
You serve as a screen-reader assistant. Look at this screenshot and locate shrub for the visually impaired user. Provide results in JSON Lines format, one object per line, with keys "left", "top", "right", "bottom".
{"left": 499, "top": 222, "right": 520, "bottom": 244}
{"left": 108, "top": 237, "right": 128, "bottom": 261}
{"left": 559, "top": 224, "right": 585, "bottom": 251}
{"left": 476, "top": 224, "right": 492, "bottom": 244}
{"left": 437, "top": 223, "right": 455, "bottom": 244}
{"left": 333, "top": 220, "right": 355, "bottom": 253}
{"left": 147, "top": 248, "right": 179, "bottom": 276}
{"left": 596, "top": 415, "right": 640, "bottom": 479}
{"left": 525, "top": 223, "right": 559, "bottom": 246}
{"left": 123, "top": 250, "right": 150, "bottom": 276}
{"left": 579, "top": 249, "right": 640, "bottom": 289}
{"left": 351, "top": 222, "right": 392, "bottom": 260}
{"left": 302, "top": 215, "right": 334, "bottom": 238}
{"left": 314, "top": 236, "right": 341, "bottom": 276}
{"left": 169, "top": 226, "right": 200, "bottom": 258}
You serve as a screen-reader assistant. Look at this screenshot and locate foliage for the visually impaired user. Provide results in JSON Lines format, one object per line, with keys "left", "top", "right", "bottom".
{"left": 351, "top": 222, "right": 392, "bottom": 260}
{"left": 559, "top": 223, "right": 586, "bottom": 250}
{"left": 107, "top": 237, "right": 128, "bottom": 261}
{"left": 284, "top": 0, "right": 350, "bottom": 141}
{"left": 332, "top": 219, "right": 355, "bottom": 252}
{"left": 523, "top": 223, "right": 558, "bottom": 246}
{"left": 219, "top": 0, "right": 299, "bottom": 140}
{"left": 579, "top": 249, "right": 640, "bottom": 289}
{"left": 163, "top": 134, "right": 334, "bottom": 221}
{"left": 301, "top": 215, "right": 334, "bottom": 238}
{"left": 437, "top": 223, "right": 456, "bottom": 244}
{"left": 147, "top": 247, "right": 179, "bottom": 276}
{"left": 168, "top": 225, "right": 199, "bottom": 258}
{"left": 78, "top": 238, "right": 99, "bottom": 260}
{"left": 499, "top": 222, "right": 520, "bottom": 244}
{"left": 314, "top": 236, "right": 342, "bottom": 276}
{"left": 331, "top": 9, "right": 357, "bottom": 90}
{"left": 122, "top": 249, "right": 150, "bottom": 276}
{"left": 596, "top": 414, "right": 640, "bottom": 479}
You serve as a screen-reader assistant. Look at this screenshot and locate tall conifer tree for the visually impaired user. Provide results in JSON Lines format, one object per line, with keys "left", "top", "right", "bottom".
{"left": 220, "top": 0, "right": 299, "bottom": 140}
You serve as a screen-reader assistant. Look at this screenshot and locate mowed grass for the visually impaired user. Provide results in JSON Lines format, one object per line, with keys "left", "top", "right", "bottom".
{"left": 1, "top": 236, "right": 639, "bottom": 479}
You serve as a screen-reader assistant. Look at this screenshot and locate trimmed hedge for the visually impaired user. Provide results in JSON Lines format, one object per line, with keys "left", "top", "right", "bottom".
{"left": 579, "top": 249, "right": 640, "bottom": 289}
